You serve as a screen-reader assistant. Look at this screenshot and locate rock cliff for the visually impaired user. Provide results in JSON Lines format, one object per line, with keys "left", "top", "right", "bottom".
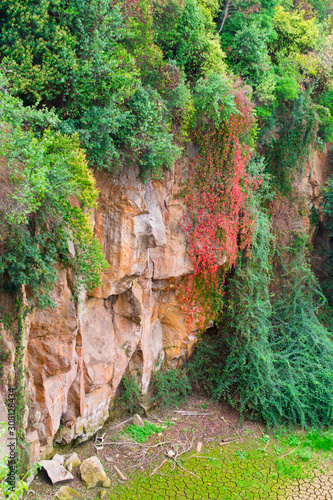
{"left": 0, "top": 144, "right": 331, "bottom": 464}
{"left": 23, "top": 148, "right": 199, "bottom": 461}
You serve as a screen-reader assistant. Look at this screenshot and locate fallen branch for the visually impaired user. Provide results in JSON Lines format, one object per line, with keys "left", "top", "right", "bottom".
{"left": 149, "top": 458, "right": 168, "bottom": 476}
{"left": 186, "top": 455, "right": 217, "bottom": 460}
{"left": 278, "top": 444, "right": 300, "bottom": 459}
{"left": 220, "top": 439, "right": 238, "bottom": 446}
{"left": 114, "top": 465, "right": 127, "bottom": 481}
{"left": 173, "top": 411, "right": 214, "bottom": 416}
{"left": 109, "top": 417, "right": 133, "bottom": 430}
{"left": 102, "top": 440, "right": 172, "bottom": 448}
{"left": 172, "top": 457, "right": 200, "bottom": 479}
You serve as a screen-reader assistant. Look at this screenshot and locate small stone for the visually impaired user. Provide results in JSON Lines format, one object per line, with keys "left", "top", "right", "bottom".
{"left": 196, "top": 441, "right": 203, "bottom": 453}
{"left": 133, "top": 414, "right": 144, "bottom": 427}
{"left": 99, "top": 490, "right": 107, "bottom": 499}
{"left": 54, "top": 486, "right": 82, "bottom": 500}
{"left": 64, "top": 453, "right": 81, "bottom": 470}
{"left": 40, "top": 460, "right": 74, "bottom": 484}
{"left": 167, "top": 450, "right": 175, "bottom": 458}
{"left": 102, "top": 478, "right": 111, "bottom": 488}
{"left": 79, "top": 456, "right": 111, "bottom": 490}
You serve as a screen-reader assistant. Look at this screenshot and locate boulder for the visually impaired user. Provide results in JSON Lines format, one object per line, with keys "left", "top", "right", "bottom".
{"left": 39, "top": 460, "right": 74, "bottom": 484}
{"left": 52, "top": 454, "right": 65, "bottom": 465}
{"left": 79, "top": 456, "right": 111, "bottom": 489}
{"left": 64, "top": 453, "right": 81, "bottom": 471}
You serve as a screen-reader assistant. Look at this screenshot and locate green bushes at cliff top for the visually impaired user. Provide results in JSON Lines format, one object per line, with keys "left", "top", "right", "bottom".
{"left": 0, "top": 78, "right": 107, "bottom": 308}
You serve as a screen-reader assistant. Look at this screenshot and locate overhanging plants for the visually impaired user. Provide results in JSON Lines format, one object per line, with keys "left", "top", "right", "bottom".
{"left": 180, "top": 79, "right": 257, "bottom": 330}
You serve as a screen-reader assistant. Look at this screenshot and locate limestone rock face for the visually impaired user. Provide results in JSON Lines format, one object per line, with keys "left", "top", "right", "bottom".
{"left": 22, "top": 152, "right": 199, "bottom": 457}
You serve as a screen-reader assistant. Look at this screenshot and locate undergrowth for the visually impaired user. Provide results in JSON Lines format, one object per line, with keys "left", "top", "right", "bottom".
{"left": 119, "top": 375, "right": 142, "bottom": 415}
{"left": 125, "top": 421, "right": 163, "bottom": 443}
{"left": 150, "top": 368, "right": 191, "bottom": 408}
{"left": 189, "top": 181, "right": 333, "bottom": 427}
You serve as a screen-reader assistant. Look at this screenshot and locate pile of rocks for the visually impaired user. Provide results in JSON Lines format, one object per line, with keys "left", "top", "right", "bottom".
{"left": 39, "top": 452, "right": 111, "bottom": 499}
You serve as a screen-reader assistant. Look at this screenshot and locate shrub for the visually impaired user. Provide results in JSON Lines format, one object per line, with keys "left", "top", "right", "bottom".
{"left": 119, "top": 374, "right": 143, "bottom": 415}
{"left": 0, "top": 82, "right": 107, "bottom": 307}
{"left": 193, "top": 73, "right": 236, "bottom": 128}
{"left": 151, "top": 368, "right": 191, "bottom": 408}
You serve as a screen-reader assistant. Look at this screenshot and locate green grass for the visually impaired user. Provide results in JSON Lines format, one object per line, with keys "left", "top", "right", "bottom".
{"left": 106, "top": 429, "right": 333, "bottom": 499}
{"left": 124, "top": 421, "right": 163, "bottom": 443}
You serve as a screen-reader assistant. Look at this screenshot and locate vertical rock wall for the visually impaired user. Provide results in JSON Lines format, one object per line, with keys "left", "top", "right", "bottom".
{"left": 24, "top": 150, "right": 199, "bottom": 458}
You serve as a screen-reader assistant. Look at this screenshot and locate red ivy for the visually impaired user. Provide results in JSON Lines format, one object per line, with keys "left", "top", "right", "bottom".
{"left": 180, "top": 82, "right": 257, "bottom": 330}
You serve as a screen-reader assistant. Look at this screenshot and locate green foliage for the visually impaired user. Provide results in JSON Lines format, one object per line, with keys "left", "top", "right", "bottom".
{"left": 317, "top": 90, "right": 333, "bottom": 142}
{"left": 320, "top": 177, "right": 333, "bottom": 300}
{"left": 193, "top": 73, "right": 236, "bottom": 128}
{"left": 151, "top": 368, "right": 191, "bottom": 408}
{"left": 275, "top": 75, "right": 299, "bottom": 101}
{"left": 272, "top": 6, "right": 318, "bottom": 55}
{"left": 264, "top": 92, "right": 318, "bottom": 193}
{"left": 231, "top": 23, "right": 272, "bottom": 88}
{"left": 0, "top": 0, "right": 183, "bottom": 178}
{"left": 0, "top": 422, "right": 36, "bottom": 499}
{"left": 116, "top": 86, "right": 181, "bottom": 180}
{"left": 0, "top": 84, "right": 107, "bottom": 308}
{"left": 153, "top": 0, "right": 227, "bottom": 78}
{"left": 120, "top": 375, "right": 142, "bottom": 415}
{"left": 189, "top": 187, "right": 333, "bottom": 427}
{"left": 125, "top": 421, "right": 163, "bottom": 443}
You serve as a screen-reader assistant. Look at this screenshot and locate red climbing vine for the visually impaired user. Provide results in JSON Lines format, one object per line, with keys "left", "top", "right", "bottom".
{"left": 180, "top": 82, "right": 257, "bottom": 330}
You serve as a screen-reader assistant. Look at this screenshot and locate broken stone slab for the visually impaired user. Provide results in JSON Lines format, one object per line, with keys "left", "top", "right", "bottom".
{"left": 132, "top": 414, "right": 144, "bottom": 427}
{"left": 52, "top": 454, "right": 65, "bottom": 465}
{"left": 79, "top": 456, "right": 111, "bottom": 489}
{"left": 64, "top": 453, "right": 81, "bottom": 472}
{"left": 39, "top": 460, "right": 74, "bottom": 484}
{"left": 54, "top": 485, "right": 83, "bottom": 500}
{"left": 99, "top": 490, "right": 107, "bottom": 499}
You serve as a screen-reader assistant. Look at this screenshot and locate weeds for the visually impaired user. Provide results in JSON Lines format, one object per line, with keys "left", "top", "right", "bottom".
{"left": 150, "top": 369, "right": 191, "bottom": 408}
{"left": 125, "top": 421, "right": 163, "bottom": 443}
{"left": 119, "top": 375, "right": 142, "bottom": 415}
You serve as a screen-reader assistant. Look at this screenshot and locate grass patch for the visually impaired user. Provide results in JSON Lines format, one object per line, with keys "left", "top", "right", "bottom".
{"left": 125, "top": 421, "right": 163, "bottom": 443}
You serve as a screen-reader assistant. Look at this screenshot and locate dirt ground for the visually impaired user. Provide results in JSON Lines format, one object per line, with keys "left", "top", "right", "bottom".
{"left": 29, "top": 396, "right": 333, "bottom": 500}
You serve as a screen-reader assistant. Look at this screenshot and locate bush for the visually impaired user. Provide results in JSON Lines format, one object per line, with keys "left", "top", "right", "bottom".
{"left": 119, "top": 375, "right": 142, "bottom": 415}
{"left": 193, "top": 73, "right": 236, "bottom": 128}
{"left": 0, "top": 82, "right": 107, "bottom": 307}
{"left": 150, "top": 368, "right": 191, "bottom": 408}
{"left": 125, "top": 421, "right": 162, "bottom": 442}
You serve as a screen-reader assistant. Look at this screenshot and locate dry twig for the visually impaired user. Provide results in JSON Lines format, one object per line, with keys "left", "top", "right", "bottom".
{"left": 114, "top": 465, "right": 127, "bottom": 480}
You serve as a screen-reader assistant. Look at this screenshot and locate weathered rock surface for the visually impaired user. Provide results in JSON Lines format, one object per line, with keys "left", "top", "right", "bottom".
{"left": 21, "top": 152, "right": 200, "bottom": 458}
{"left": 54, "top": 486, "right": 82, "bottom": 500}
{"left": 79, "top": 456, "right": 110, "bottom": 489}
{"left": 133, "top": 414, "right": 145, "bottom": 427}
{"left": 64, "top": 453, "right": 81, "bottom": 471}
{"left": 39, "top": 460, "right": 74, "bottom": 484}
